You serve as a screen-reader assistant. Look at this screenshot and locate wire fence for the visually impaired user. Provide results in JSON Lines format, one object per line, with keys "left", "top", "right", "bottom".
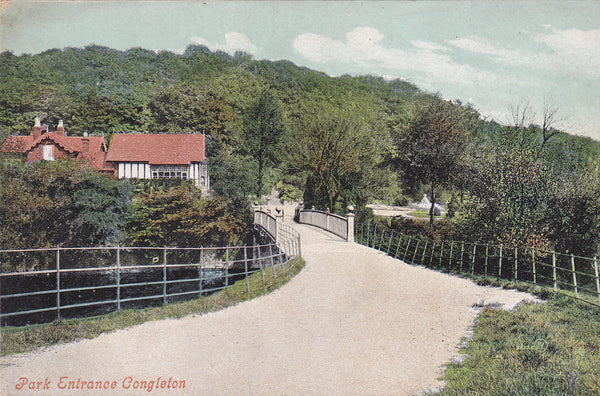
{"left": 356, "top": 222, "right": 600, "bottom": 307}
{"left": 1, "top": 220, "right": 302, "bottom": 326}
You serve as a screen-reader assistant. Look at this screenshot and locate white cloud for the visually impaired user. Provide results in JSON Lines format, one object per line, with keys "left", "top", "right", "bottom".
{"left": 293, "top": 27, "right": 504, "bottom": 87}
{"left": 534, "top": 26, "right": 600, "bottom": 75}
{"left": 448, "top": 27, "right": 600, "bottom": 77}
{"left": 191, "top": 32, "right": 258, "bottom": 55}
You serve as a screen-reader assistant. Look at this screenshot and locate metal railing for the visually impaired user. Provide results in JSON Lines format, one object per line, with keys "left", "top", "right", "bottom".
{"left": 297, "top": 209, "right": 353, "bottom": 241}
{"left": 254, "top": 209, "right": 301, "bottom": 258}
{"left": 357, "top": 222, "right": 600, "bottom": 307}
{"left": 1, "top": 231, "right": 304, "bottom": 327}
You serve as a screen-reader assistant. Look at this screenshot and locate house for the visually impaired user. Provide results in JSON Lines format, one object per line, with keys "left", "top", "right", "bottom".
{"left": 105, "top": 133, "right": 210, "bottom": 195}
{"left": 1, "top": 118, "right": 211, "bottom": 195}
{"left": 0, "top": 116, "right": 114, "bottom": 174}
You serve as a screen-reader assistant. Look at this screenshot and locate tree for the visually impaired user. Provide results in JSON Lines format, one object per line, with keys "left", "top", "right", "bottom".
{"left": 126, "top": 184, "right": 250, "bottom": 247}
{"left": 242, "top": 90, "right": 285, "bottom": 197}
{"left": 393, "top": 98, "right": 477, "bottom": 224}
{"left": 285, "top": 98, "right": 377, "bottom": 211}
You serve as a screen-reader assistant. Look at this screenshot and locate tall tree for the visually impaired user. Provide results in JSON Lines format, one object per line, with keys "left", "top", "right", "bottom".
{"left": 243, "top": 90, "right": 285, "bottom": 197}
{"left": 393, "top": 98, "right": 477, "bottom": 224}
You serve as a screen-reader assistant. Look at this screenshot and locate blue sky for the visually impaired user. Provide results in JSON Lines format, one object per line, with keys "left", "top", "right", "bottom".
{"left": 1, "top": 0, "right": 599, "bottom": 140}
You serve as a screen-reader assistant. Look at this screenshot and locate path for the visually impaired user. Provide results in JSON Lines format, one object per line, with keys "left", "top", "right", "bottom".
{"left": 0, "top": 213, "right": 539, "bottom": 395}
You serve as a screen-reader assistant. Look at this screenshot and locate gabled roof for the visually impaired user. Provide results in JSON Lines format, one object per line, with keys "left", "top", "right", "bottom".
{"left": 27, "top": 132, "right": 106, "bottom": 154}
{"left": 106, "top": 133, "right": 206, "bottom": 165}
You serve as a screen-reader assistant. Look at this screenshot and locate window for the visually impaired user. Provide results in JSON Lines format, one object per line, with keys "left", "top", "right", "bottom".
{"left": 42, "top": 145, "right": 54, "bottom": 161}
{"left": 151, "top": 165, "right": 188, "bottom": 180}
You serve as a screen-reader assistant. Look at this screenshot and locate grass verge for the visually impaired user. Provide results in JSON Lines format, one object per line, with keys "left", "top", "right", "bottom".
{"left": 1, "top": 257, "right": 305, "bottom": 356}
{"left": 438, "top": 291, "right": 600, "bottom": 395}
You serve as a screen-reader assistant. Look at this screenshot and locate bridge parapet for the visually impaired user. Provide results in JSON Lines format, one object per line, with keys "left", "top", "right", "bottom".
{"left": 296, "top": 208, "right": 355, "bottom": 242}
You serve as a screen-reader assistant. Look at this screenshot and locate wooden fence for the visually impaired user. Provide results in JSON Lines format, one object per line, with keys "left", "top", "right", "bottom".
{"left": 356, "top": 222, "right": 600, "bottom": 307}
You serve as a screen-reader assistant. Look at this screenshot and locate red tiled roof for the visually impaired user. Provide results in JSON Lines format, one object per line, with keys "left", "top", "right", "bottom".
{"left": 27, "top": 133, "right": 106, "bottom": 154}
{"left": 1, "top": 132, "right": 113, "bottom": 173}
{"left": 0, "top": 135, "right": 33, "bottom": 153}
{"left": 106, "top": 133, "right": 206, "bottom": 165}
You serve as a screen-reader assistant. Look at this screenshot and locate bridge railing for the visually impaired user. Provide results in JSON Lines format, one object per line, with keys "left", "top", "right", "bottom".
{"left": 356, "top": 221, "right": 600, "bottom": 307}
{"left": 296, "top": 209, "right": 354, "bottom": 242}
{"left": 254, "top": 209, "right": 301, "bottom": 259}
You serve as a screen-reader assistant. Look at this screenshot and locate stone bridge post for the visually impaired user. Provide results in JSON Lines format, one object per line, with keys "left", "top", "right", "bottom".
{"left": 347, "top": 206, "right": 355, "bottom": 243}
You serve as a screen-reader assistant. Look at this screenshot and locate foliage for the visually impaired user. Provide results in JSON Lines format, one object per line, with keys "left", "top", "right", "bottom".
{"left": 391, "top": 97, "right": 478, "bottom": 224}
{"left": 0, "top": 159, "right": 131, "bottom": 250}
{"left": 1, "top": 45, "right": 600, "bottom": 255}
{"left": 126, "top": 184, "right": 251, "bottom": 247}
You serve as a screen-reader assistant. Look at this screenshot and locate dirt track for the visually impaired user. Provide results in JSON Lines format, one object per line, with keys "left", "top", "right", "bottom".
{"left": 0, "top": 220, "right": 540, "bottom": 395}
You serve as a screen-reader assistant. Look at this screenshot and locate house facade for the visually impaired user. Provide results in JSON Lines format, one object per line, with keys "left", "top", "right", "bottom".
{"left": 105, "top": 133, "right": 210, "bottom": 195}
{"left": 1, "top": 118, "right": 210, "bottom": 195}
{"left": 0, "top": 117, "right": 113, "bottom": 174}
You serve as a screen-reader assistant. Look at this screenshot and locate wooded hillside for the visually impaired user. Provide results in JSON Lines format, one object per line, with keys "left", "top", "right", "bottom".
{"left": 1, "top": 45, "right": 599, "bottom": 256}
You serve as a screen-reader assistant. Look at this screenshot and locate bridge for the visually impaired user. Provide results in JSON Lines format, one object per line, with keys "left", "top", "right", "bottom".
{"left": 0, "top": 203, "right": 538, "bottom": 395}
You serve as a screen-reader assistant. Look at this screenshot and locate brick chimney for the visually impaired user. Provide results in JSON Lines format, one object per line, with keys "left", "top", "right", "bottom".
{"left": 56, "top": 120, "right": 65, "bottom": 136}
{"left": 31, "top": 116, "right": 41, "bottom": 140}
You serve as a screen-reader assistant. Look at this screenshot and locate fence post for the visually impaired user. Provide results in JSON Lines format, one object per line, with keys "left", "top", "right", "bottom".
{"left": 459, "top": 242, "right": 465, "bottom": 273}
{"left": 56, "top": 247, "right": 61, "bottom": 321}
{"left": 163, "top": 247, "right": 167, "bottom": 305}
{"left": 514, "top": 247, "right": 518, "bottom": 280}
{"left": 199, "top": 248, "right": 204, "bottom": 296}
{"left": 571, "top": 254, "right": 579, "bottom": 298}
{"left": 421, "top": 241, "right": 428, "bottom": 264}
{"left": 388, "top": 231, "right": 394, "bottom": 255}
{"left": 439, "top": 242, "right": 444, "bottom": 267}
{"left": 244, "top": 246, "right": 250, "bottom": 294}
{"left": 430, "top": 242, "right": 436, "bottom": 266}
{"left": 225, "top": 247, "right": 230, "bottom": 287}
{"left": 366, "top": 223, "right": 371, "bottom": 247}
{"left": 471, "top": 244, "right": 477, "bottom": 274}
{"left": 395, "top": 235, "right": 403, "bottom": 259}
{"left": 411, "top": 240, "right": 420, "bottom": 264}
{"left": 404, "top": 238, "right": 412, "bottom": 260}
{"left": 499, "top": 244, "right": 503, "bottom": 277}
{"left": 485, "top": 244, "right": 489, "bottom": 275}
{"left": 260, "top": 246, "right": 266, "bottom": 287}
{"left": 449, "top": 242, "right": 454, "bottom": 269}
{"left": 553, "top": 252, "right": 558, "bottom": 292}
{"left": 532, "top": 250, "right": 536, "bottom": 284}
{"left": 594, "top": 257, "right": 599, "bottom": 304}
{"left": 116, "top": 246, "right": 121, "bottom": 311}
{"left": 269, "top": 244, "right": 276, "bottom": 278}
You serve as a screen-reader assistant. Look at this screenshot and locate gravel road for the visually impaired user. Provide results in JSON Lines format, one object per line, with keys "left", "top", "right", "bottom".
{"left": 0, "top": 220, "right": 540, "bottom": 395}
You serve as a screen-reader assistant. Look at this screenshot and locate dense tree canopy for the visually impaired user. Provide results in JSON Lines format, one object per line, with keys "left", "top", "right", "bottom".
{"left": 1, "top": 45, "right": 599, "bottom": 256}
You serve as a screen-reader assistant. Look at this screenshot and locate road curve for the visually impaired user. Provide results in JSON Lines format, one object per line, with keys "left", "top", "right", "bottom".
{"left": 1, "top": 219, "right": 539, "bottom": 395}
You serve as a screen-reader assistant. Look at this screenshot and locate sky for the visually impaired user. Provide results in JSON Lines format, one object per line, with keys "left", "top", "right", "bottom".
{"left": 0, "top": 0, "right": 599, "bottom": 140}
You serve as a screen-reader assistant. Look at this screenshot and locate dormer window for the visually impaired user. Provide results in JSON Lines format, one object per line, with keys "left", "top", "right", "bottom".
{"left": 42, "top": 145, "right": 54, "bottom": 161}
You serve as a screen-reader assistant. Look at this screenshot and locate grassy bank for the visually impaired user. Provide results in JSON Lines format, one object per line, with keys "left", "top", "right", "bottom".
{"left": 1, "top": 257, "right": 305, "bottom": 355}
{"left": 439, "top": 293, "right": 600, "bottom": 395}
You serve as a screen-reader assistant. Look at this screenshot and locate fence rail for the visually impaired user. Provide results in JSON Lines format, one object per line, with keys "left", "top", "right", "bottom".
{"left": 356, "top": 222, "right": 600, "bottom": 307}
{"left": 1, "top": 219, "right": 302, "bottom": 326}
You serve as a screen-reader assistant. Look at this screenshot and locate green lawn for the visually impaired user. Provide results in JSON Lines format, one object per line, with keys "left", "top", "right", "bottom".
{"left": 0, "top": 257, "right": 305, "bottom": 355}
{"left": 439, "top": 293, "right": 600, "bottom": 395}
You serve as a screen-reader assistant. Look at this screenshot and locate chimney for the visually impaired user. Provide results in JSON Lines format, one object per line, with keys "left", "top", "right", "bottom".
{"left": 82, "top": 132, "right": 89, "bottom": 153}
{"left": 56, "top": 120, "right": 65, "bottom": 136}
{"left": 31, "top": 116, "right": 41, "bottom": 140}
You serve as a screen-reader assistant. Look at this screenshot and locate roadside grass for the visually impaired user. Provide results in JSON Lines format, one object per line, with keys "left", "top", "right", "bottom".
{"left": 0, "top": 257, "right": 305, "bottom": 356}
{"left": 438, "top": 287, "right": 600, "bottom": 395}
{"left": 408, "top": 210, "right": 443, "bottom": 220}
